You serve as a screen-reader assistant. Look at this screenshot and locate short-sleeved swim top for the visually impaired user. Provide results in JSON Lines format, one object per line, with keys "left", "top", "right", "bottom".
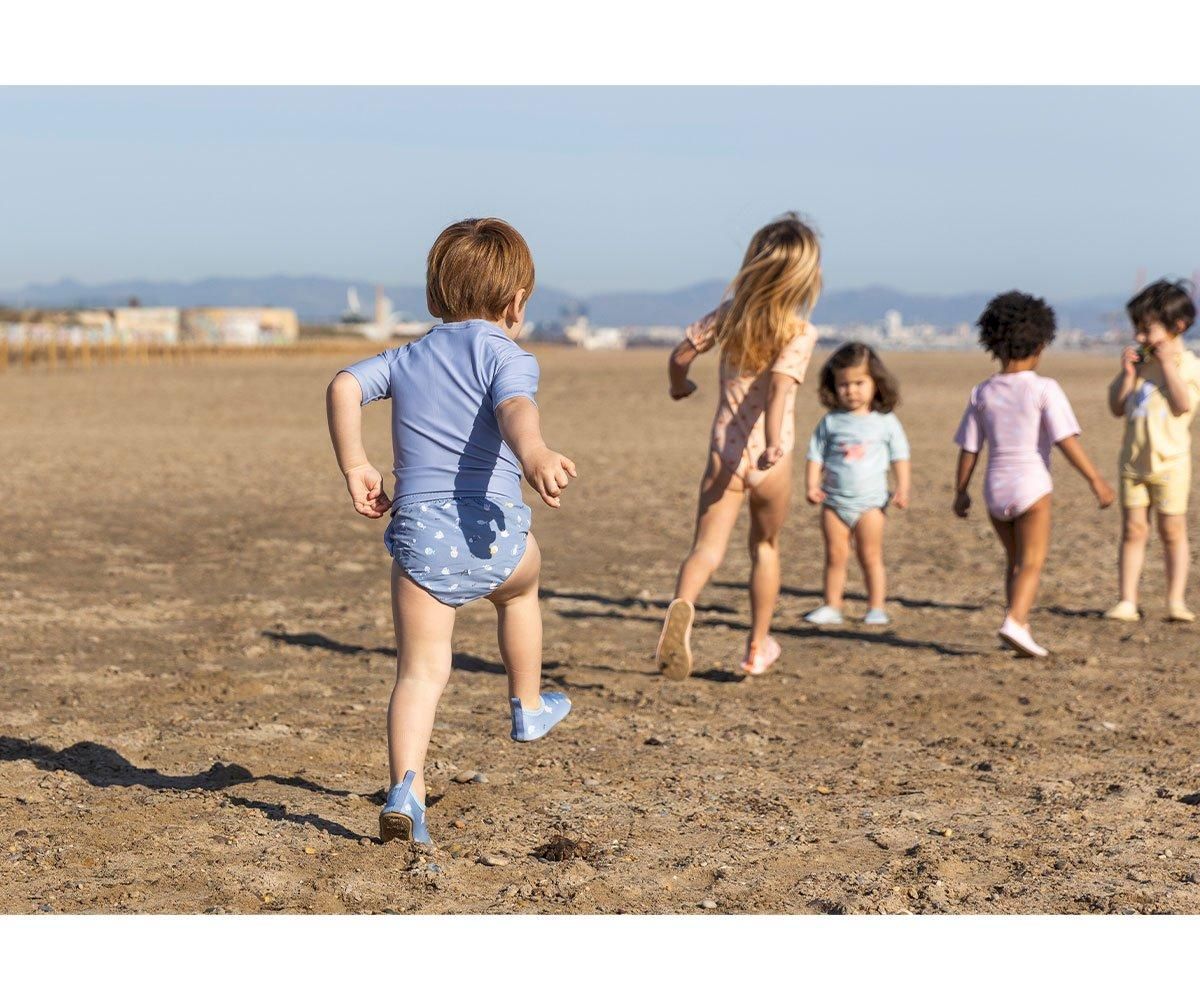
{"left": 340, "top": 319, "right": 538, "bottom": 505}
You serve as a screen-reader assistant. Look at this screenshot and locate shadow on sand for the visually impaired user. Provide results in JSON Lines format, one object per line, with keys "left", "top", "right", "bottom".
{"left": 712, "top": 580, "right": 986, "bottom": 613}
{"left": 261, "top": 630, "right": 610, "bottom": 688}
{"left": 0, "top": 736, "right": 369, "bottom": 842}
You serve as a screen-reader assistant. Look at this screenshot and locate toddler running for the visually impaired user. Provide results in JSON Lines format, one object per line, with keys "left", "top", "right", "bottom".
{"left": 953, "top": 291, "right": 1114, "bottom": 658}
{"left": 804, "top": 342, "right": 910, "bottom": 626}
{"left": 656, "top": 213, "right": 820, "bottom": 679}
{"left": 1106, "top": 279, "right": 1200, "bottom": 623}
{"left": 326, "top": 218, "right": 577, "bottom": 844}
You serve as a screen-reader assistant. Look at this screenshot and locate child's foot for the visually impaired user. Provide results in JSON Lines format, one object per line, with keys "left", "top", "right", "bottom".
{"left": 510, "top": 692, "right": 572, "bottom": 741}
{"left": 804, "top": 605, "right": 844, "bottom": 626}
{"left": 379, "top": 770, "right": 431, "bottom": 845}
{"left": 740, "top": 635, "right": 781, "bottom": 676}
{"left": 1104, "top": 600, "right": 1140, "bottom": 622}
{"left": 862, "top": 607, "right": 890, "bottom": 626}
{"left": 656, "top": 598, "right": 695, "bottom": 680}
{"left": 1167, "top": 604, "right": 1196, "bottom": 623}
{"left": 997, "top": 616, "right": 1048, "bottom": 658}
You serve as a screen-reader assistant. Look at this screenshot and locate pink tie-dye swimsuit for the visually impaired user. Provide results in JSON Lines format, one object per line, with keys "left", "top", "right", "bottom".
{"left": 685, "top": 309, "right": 817, "bottom": 488}
{"left": 954, "top": 370, "right": 1082, "bottom": 521}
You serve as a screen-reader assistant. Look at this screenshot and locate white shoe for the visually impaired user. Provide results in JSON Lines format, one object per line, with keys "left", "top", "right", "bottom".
{"left": 804, "top": 605, "right": 844, "bottom": 626}
{"left": 998, "top": 616, "right": 1048, "bottom": 658}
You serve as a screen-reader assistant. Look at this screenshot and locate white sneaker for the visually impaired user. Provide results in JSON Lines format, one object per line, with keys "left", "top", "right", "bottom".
{"left": 998, "top": 616, "right": 1048, "bottom": 658}
{"left": 804, "top": 605, "right": 844, "bottom": 626}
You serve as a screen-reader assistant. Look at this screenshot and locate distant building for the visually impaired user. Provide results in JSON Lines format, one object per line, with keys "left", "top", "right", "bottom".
{"left": 115, "top": 307, "right": 181, "bottom": 344}
{"left": 180, "top": 307, "right": 299, "bottom": 345}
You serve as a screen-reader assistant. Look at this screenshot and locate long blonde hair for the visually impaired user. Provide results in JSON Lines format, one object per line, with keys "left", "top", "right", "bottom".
{"left": 715, "top": 213, "right": 822, "bottom": 375}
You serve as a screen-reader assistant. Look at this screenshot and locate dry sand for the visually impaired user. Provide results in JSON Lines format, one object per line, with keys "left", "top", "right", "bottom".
{"left": 2, "top": 346, "right": 1199, "bottom": 914}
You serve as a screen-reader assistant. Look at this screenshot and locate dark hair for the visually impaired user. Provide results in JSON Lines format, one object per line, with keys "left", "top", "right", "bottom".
{"left": 976, "top": 291, "right": 1056, "bottom": 362}
{"left": 1127, "top": 279, "right": 1196, "bottom": 335}
{"left": 818, "top": 341, "right": 900, "bottom": 413}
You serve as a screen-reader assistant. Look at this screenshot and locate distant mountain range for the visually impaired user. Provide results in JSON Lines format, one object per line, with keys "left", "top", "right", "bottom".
{"left": 0, "top": 275, "right": 1130, "bottom": 333}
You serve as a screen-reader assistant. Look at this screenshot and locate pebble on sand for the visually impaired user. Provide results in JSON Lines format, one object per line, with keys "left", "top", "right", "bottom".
{"left": 479, "top": 854, "right": 510, "bottom": 867}
{"left": 699, "top": 899, "right": 718, "bottom": 909}
{"left": 453, "top": 771, "right": 487, "bottom": 784}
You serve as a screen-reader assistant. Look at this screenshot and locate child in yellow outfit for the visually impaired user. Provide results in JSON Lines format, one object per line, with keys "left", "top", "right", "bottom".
{"left": 1106, "top": 279, "right": 1200, "bottom": 622}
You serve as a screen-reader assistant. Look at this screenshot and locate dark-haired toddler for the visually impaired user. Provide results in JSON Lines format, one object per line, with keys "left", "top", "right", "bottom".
{"left": 952, "top": 291, "right": 1114, "bottom": 658}
{"left": 804, "top": 342, "right": 911, "bottom": 627}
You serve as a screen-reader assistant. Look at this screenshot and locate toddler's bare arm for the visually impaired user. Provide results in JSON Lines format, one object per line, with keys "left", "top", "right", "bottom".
{"left": 326, "top": 371, "right": 391, "bottom": 518}
{"left": 759, "top": 372, "right": 798, "bottom": 468}
{"left": 1108, "top": 348, "right": 1139, "bottom": 417}
{"left": 953, "top": 449, "right": 978, "bottom": 517}
{"left": 1056, "top": 435, "right": 1115, "bottom": 508}
{"left": 496, "top": 396, "right": 577, "bottom": 508}
{"left": 805, "top": 459, "right": 826, "bottom": 504}
{"left": 891, "top": 459, "right": 912, "bottom": 509}
{"left": 668, "top": 339, "right": 699, "bottom": 399}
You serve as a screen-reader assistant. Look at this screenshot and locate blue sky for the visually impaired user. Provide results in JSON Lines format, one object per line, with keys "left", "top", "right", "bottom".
{"left": 1, "top": 86, "right": 1197, "bottom": 297}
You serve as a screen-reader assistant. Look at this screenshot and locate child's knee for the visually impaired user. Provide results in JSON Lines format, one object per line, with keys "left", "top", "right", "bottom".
{"left": 396, "top": 653, "right": 452, "bottom": 686}
{"left": 749, "top": 532, "right": 780, "bottom": 556}
{"left": 1123, "top": 514, "right": 1150, "bottom": 543}
{"left": 1158, "top": 515, "right": 1188, "bottom": 545}
{"left": 692, "top": 540, "right": 728, "bottom": 570}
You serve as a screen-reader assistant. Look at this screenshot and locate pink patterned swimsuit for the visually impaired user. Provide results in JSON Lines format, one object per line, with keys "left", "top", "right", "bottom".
{"left": 954, "top": 370, "right": 1081, "bottom": 521}
{"left": 685, "top": 308, "right": 816, "bottom": 488}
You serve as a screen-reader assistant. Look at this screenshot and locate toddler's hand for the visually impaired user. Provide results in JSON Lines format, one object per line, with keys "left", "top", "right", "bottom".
{"left": 670, "top": 379, "right": 698, "bottom": 400}
{"left": 806, "top": 486, "right": 826, "bottom": 505}
{"left": 524, "top": 447, "right": 578, "bottom": 508}
{"left": 344, "top": 464, "right": 391, "bottom": 519}
{"left": 953, "top": 490, "right": 971, "bottom": 518}
{"left": 1121, "top": 345, "right": 1140, "bottom": 377}
{"left": 891, "top": 487, "right": 910, "bottom": 510}
{"left": 1092, "top": 476, "right": 1116, "bottom": 509}
{"left": 758, "top": 445, "right": 785, "bottom": 470}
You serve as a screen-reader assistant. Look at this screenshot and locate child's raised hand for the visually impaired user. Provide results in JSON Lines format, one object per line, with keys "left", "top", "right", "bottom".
{"left": 758, "top": 445, "right": 785, "bottom": 470}
{"left": 805, "top": 485, "right": 826, "bottom": 505}
{"left": 953, "top": 489, "right": 971, "bottom": 518}
{"left": 1121, "top": 345, "right": 1140, "bottom": 377}
{"left": 344, "top": 464, "right": 391, "bottom": 519}
{"left": 523, "top": 447, "right": 578, "bottom": 508}
{"left": 1091, "top": 476, "right": 1116, "bottom": 509}
{"left": 669, "top": 378, "right": 698, "bottom": 400}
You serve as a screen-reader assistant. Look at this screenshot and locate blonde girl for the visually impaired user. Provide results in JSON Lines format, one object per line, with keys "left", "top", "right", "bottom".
{"left": 655, "top": 213, "right": 821, "bottom": 679}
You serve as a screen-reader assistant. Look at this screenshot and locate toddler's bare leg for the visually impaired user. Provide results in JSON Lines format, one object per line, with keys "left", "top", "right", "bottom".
{"left": 988, "top": 513, "right": 1018, "bottom": 608}
{"left": 487, "top": 534, "right": 543, "bottom": 709}
{"left": 674, "top": 453, "right": 744, "bottom": 605}
{"left": 1007, "top": 497, "right": 1052, "bottom": 627}
{"left": 853, "top": 508, "right": 886, "bottom": 609}
{"left": 746, "top": 455, "right": 793, "bottom": 648}
{"left": 388, "top": 563, "right": 456, "bottom": 803}
{"left": 821, "top": 506, "right": 852, "bottom": 609}
{"left": 1157, "top": 511, "right": 1189, "bottom": 609}
{"left": 1118, "top": 505, "right": 1150, "bottom": 606}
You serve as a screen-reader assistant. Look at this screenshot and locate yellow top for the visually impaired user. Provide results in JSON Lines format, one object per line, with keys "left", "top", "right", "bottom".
{"left": 1120, "top": 347, "right": 1200, "bottom": 475}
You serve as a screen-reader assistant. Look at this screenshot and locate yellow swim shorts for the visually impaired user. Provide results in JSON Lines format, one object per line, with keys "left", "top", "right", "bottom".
{"left": 1121, "top": 459, "right": 1191, "bottom": 515}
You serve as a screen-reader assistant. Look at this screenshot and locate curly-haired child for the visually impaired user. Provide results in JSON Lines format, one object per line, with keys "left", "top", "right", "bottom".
{"left": 953, "top": 291, "right": 1114, "bottom": 657}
